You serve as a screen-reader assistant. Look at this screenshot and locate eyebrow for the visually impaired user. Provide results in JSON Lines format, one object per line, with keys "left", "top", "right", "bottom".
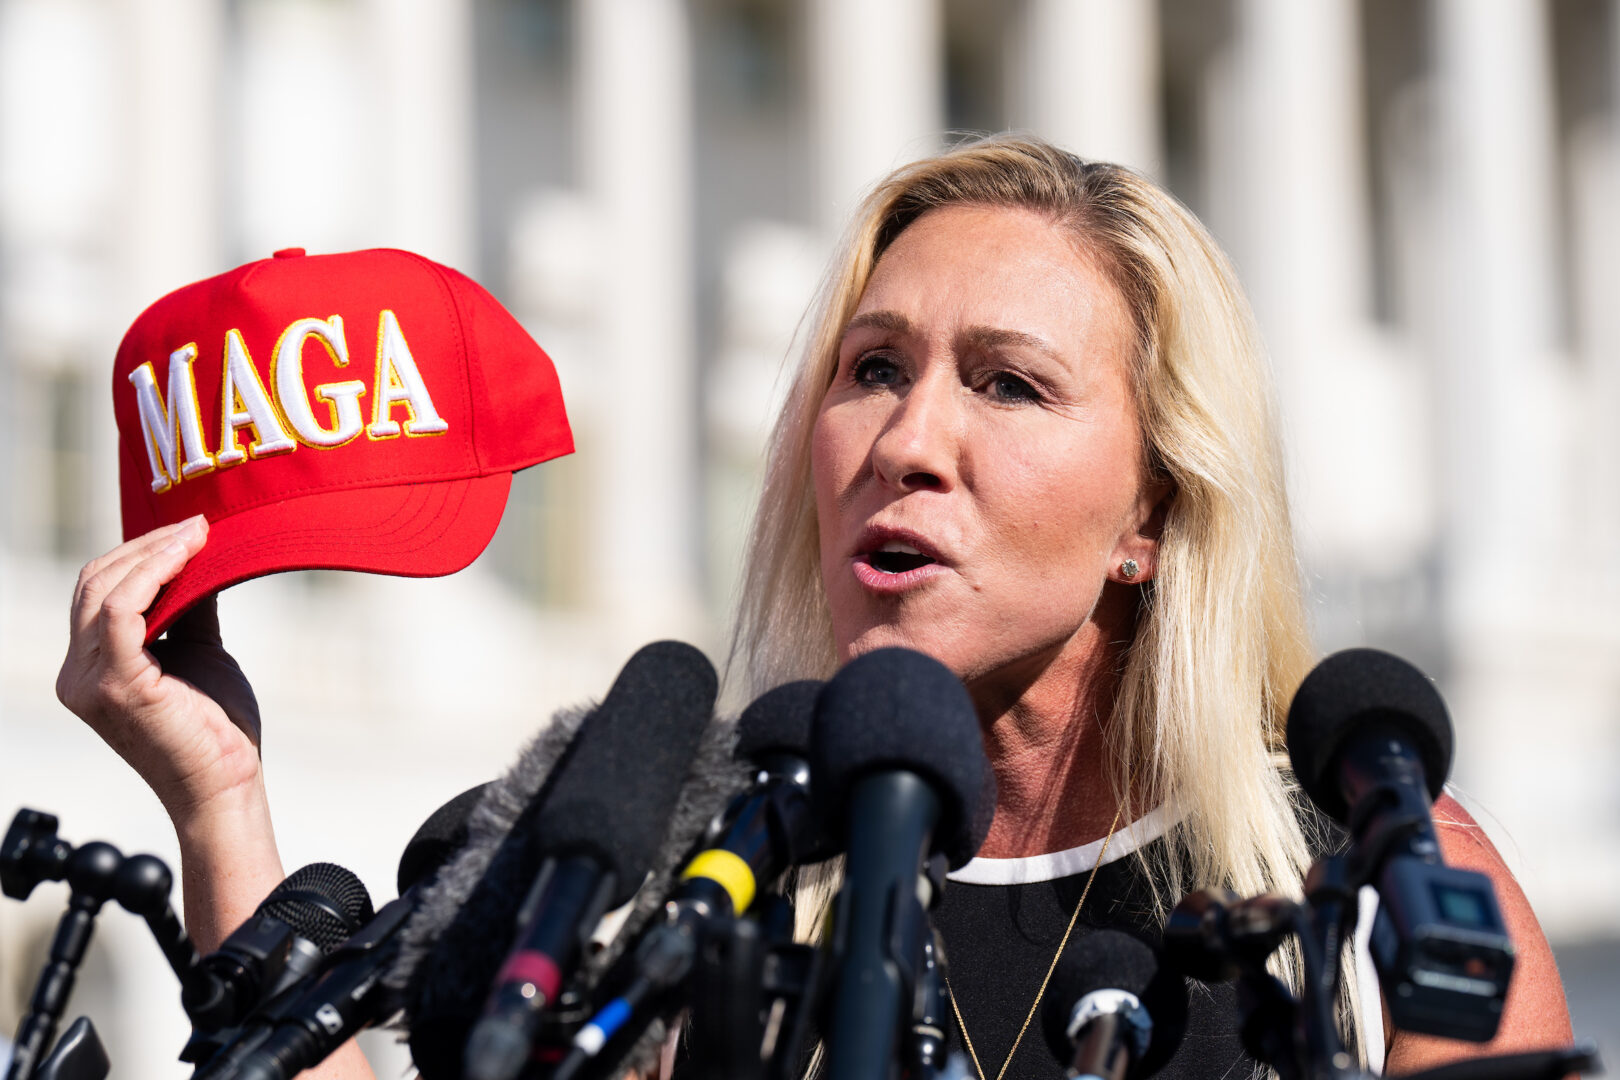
{"left": 840, "top": 310, "right": 912, "bottom": 339}
{"left": 957, "top": 324, "right": 1062, "bottom": 360}
{"left": 840, "top": 310, "right": 1062, "bottom": 361}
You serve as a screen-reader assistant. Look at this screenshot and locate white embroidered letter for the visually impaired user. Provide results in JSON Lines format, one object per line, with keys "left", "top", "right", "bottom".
{"left": 274, "top": 315, "right": 366, "bottom": 447}
{"left": 368, "top": 310, "right": 449, "bottom": 438}
{"left": 128, "top": 343, "right": 215, "bottom": 492}
{"left": 217, "top": 329, "right": 296, "bottom": 464}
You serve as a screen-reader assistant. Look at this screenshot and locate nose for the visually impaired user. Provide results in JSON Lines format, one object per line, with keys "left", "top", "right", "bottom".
{"left": 870, "top": 375, "right": 959, "bottom": 493}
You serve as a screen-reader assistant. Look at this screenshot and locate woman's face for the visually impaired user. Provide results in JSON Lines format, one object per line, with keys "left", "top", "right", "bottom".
{"left": 811, "top": 204, "right": 1163, "bottom": 695}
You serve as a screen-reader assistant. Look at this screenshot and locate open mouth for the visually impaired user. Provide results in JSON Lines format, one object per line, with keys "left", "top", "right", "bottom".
{"left": 867, "top": 542, "right": 937, "bottom": 575}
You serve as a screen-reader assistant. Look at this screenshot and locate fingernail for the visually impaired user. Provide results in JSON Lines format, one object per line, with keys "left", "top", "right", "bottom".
{"left": 163, "top": 539, "right": 188, "bottom": 557}
{"left": 180, "top": 515, "right": 207, "bottom": 540}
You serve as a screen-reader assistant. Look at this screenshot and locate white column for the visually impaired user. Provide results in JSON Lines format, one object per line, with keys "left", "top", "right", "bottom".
{"left": 808, "top": 0, "right": 944, "bottom": 234}
{"left": 107, "top": 0, "right": 225, "bottom": 548}
{"left": 122, "top": 0, "right": 223, "bottom": 309}
{"left": 1578, "top": 2, "right": 1620, "bottom": 565}
{"left": 1007, "top": 0, "right": 1161, "bottom": 175}
{"left": 363, "top": 0, "right": 476, "bottom": 271}
{"left": 1433, "top": 0, "right": 1563, "bottom": 612}
{"left": 1225, "top": 0, "right": 1435, "bottom": 571}
{"left": 576, "top": 0, "right": 702, "bottom": 644}
{"left": 1431, "top": 0, "right": 1613, "bottom": 938}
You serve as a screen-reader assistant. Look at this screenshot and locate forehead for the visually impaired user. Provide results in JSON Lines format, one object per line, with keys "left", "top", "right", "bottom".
{"left": 853, "top": 204, "right": 1129, "bottom": 345}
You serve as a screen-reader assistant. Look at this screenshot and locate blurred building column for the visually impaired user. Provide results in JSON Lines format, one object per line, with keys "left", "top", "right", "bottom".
{"left": 808, "top": 0, "right": 944, "bottom": 234}
{"left": 1585, "top": 2, "right": 1620, "bottom": 565}
{"left": 575, "top": 0, "right": 703, "bottom": 645}
{"left": 1432, "top": 0, "right": 1620, "bottom": 934}
{"left": 1007, "top": 0, "right": 1161, "bottom": 176}
{"left": 105, "top": 0, "right": 226, "bottom": 548}
{"left": 1433, "top": 0, "right": 1563, "bottom": 618}
{"left": 1224, "top": 0, "right": 1436, "bottom": 576}
{"left": 122, "top": 0, "right": 223, "bottom": 313}
{"left": 363, "top": 0, "right": 476, "bottom": 272}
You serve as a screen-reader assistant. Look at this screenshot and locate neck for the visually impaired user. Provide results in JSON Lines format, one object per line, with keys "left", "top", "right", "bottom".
{"left": 967, "top": 584, "right": 1139, "bottom": 859}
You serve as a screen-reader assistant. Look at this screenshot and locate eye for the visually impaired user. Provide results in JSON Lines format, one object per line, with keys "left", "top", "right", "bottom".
{"left": 987, "top": 371, "right": 1040, "bottom": 403}
{"left": 852, "top": 353, "right": 903, "bottom": 387}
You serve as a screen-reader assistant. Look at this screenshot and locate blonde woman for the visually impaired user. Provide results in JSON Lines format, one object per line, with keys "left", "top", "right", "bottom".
{"left": 733, "top": 135, "right": 1570, "bottom": 1078}
{"left": 61, "top": 136, "right": 1568, "bottom": 1080}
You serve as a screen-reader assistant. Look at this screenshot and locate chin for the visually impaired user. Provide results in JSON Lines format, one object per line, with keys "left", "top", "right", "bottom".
{"left": 839, "top": 623, "right": 961, "bottom": 671}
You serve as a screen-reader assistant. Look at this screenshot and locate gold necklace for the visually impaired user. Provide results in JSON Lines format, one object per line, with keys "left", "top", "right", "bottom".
{"left": 944, "top": 803, "right": 1127, "bottom": 1080}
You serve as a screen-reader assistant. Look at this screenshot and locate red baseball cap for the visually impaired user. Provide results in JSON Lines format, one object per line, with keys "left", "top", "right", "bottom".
{"left": 114, "top": 247, "right": 573, "bottom": 642}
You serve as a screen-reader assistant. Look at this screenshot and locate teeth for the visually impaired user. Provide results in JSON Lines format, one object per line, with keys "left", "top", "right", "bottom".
{"left": 878, "top": 541, "right": 922, "bottom": 555}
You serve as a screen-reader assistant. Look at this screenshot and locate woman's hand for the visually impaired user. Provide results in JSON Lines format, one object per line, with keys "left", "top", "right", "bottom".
{"left": 56, "top": 517, "right": 287, "bottom": 953}
{"left": 56, "top": 517, "right": 262, "bottom": 821}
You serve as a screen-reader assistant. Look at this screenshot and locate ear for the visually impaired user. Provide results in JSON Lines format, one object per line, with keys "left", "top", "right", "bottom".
{"left": 1108, "top": 477, "right": 1174, "bottom": 584}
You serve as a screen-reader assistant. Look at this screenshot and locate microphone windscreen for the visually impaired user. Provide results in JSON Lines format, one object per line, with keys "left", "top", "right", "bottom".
{"left": 734, "top": 679, "right": 822, "bottom": 761}
{"left": 261, "top": 863, "right": 375, "bottom": 953}
{"left": 397, "top": 784, "right": 489, "bottom": 896}
{"left": 529, "top": 640, "right": 719, "bottom": 895}
{"left": 811, "top": 647, "right": 992, "bottom": 868}
{"left": 1285, "top": 648, "right": 1453, "bottom": 824}
{"left": 394, "top": 641, "right": 720, "bottom": 1080}
{"left": 1039, "top": 929, "right": 1187, "bottom": 1079}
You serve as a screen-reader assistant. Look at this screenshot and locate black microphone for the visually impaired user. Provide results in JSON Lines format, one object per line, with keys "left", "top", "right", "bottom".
{"left": 395, "top": 784, "right": 489, "bottom": 899}
{"left": 1287, "top": 648, "right": 1514, "bottom": 1042}
{"left": 812, "top": 647, "right": 993, "bottom": 1080}
{"left": 1161, "top": 888, "right": 1299, "bottom": 983}
{"left": 1040, "top": 931, "right": 1188, "bottom": 1080}
{"left": 184, "top": 863, "right": 374, "bottom": 1034}
{"left": 545, "top": 679, "right": 830, "bottom": 1080}
{"left": 189, "top": 787, "right": 490, "bottom": 1080}
{"left": 401, "top": 641, "right": 719, "bottom": 1080}
{"left": 675, "top": 678, "right": 829, "bottom": 916}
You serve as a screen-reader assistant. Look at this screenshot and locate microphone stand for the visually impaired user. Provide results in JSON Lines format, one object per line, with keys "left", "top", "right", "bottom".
{"left": 1172, "top": 848, "right": 1604, "bottom": 1080}
{"left": 2, "top": 809, "right": 212, "bottom": 1080}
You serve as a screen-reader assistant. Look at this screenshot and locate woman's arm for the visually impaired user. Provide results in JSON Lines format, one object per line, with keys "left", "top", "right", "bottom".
{"left": 55, "top": 518, "right": 377, "bottom": 1080}
{"left": 1381, "top": 793, "right": 1573, "bottom": 1074}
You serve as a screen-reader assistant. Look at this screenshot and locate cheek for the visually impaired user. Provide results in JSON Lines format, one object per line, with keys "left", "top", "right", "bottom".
{"left": 989, "top": 430, "right": 1140, "bottom": 563}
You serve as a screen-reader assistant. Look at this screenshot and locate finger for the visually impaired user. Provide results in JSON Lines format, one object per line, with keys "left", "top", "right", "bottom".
{"left": 72, "top": 518, "right": 208, "bottom": 634}
{"left": 162, "top": 593, "right": 222, "bottom": 647}
{"left": 93, "top": 536, "right": 203, "bottom": 678}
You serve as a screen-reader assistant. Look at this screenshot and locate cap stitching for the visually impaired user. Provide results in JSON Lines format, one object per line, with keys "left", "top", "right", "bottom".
{"left": 394, "top": 250, "right": 480, "bottom": 470}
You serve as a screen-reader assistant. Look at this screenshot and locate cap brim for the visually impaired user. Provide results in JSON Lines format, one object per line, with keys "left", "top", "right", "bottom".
{"left": 141, "top": 473, "right": 513, "bottom": 644}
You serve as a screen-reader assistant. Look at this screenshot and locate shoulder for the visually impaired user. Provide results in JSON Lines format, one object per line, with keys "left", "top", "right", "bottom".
{"left": 1381, "top": 792, "right": 1573, "bottom": 1073}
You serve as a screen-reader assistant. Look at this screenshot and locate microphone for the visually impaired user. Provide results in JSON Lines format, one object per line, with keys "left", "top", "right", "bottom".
{"left": 546, "top": 679, "right": 829, "bottom": 1080}
{"left": 676, "top": 678, "right": 829, "bottom": 917}
{"left": 1040, "top": 930, "right": 1187, "bottom": 1080}
{"left": 1286, "top": 648, "right": 1514, "bottom": 1042}
{"left": 1161, "top": 889, "right": 1299, "bottom": 983}
{"left": 396, "top": 784, "right": 489, "bottom": 898}
{"left": 184, "top": 863, "right": 374, "bottom": 1033}
{"left": 402, "top": 641, "right": 720, "bottom": 1080}
{"left": 813, "top": 647, "right": 994, "bottom": 1080}
{"left": 189, "top": 787, "right": 491, "bottom": 1080}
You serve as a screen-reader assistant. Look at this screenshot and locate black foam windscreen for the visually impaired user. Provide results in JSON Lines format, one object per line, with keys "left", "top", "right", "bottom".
{"left": 810, "top": 647, "right": 992, "bottom": 868}
{"left": 1285, "top": 648, "right": 1453, "bottom": 824}
{"left": 260, "top": 862, "right": 375, "bottom": 954}
{"left": 396, "top": 641, "right": 719, "bottom": 1080}
{"left": 397, "top": 784, "right": 489, "bottom": 896}
{"left": 526, "top": 640, "right": 719, "bottom": 896}
{"left": 734, "top": 679, "right": 822, "bottom": 761}
{"left": 1039, "top": 930, "right": 1188, "bottom": 1080}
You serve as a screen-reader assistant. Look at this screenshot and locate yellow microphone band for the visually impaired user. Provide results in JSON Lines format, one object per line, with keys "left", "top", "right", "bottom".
{"left": 680, "top": 849, "right": 756, "bottom": 914}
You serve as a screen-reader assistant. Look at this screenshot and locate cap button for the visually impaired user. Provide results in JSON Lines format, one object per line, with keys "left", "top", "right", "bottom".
{"left": 272, "top": 247, "right": 306, "bottom": 259}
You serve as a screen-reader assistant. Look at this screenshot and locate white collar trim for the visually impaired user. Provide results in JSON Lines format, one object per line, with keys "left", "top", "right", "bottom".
{"left": 946, "top": 804, "right": 1176, "bottom": 886}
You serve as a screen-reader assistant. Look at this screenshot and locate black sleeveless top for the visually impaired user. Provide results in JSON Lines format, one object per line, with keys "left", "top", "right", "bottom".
{"left": 933, "top": 835, "right": 1253, "bottom": 1080}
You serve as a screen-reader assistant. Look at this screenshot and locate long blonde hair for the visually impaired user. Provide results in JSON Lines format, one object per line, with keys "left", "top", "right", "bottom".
{"left": 732, "top": 134, "right": 1360, "bottom": 1057}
